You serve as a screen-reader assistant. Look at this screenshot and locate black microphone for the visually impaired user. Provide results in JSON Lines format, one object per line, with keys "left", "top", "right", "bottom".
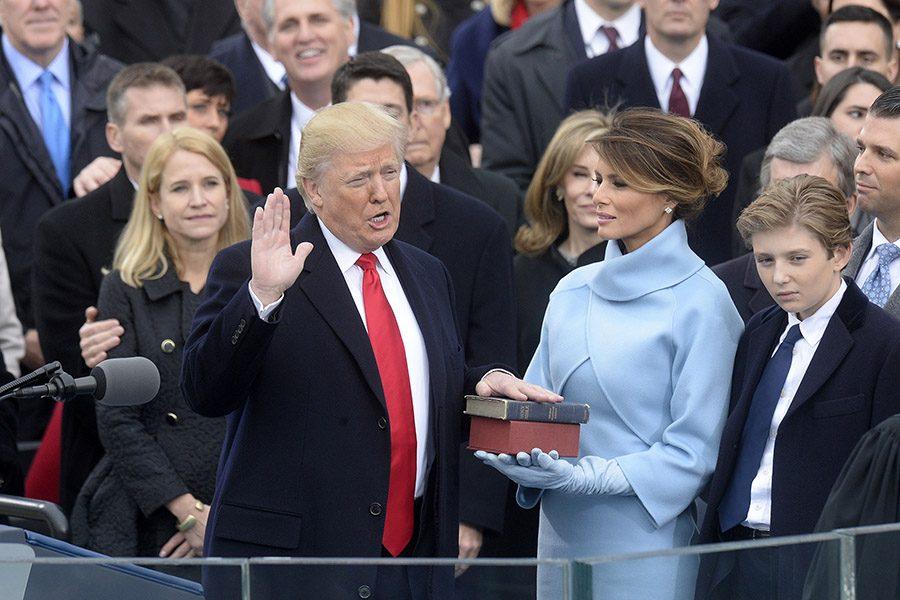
{"left": 11, "top": 357, "right": 160, "bottom": 406}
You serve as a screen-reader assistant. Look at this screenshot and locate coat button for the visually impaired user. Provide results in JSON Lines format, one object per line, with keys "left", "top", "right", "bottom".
{"left": 414, "top": 35, "right": 429, "bottom": 47}
{"left": 165, "top": 412, "right": 179, "bottom": 426}
{"left": 369, "top": 503, "right": 383, "bottom": 516}
{"left": 377, "top": 417, "right": 387, "bottom": 430}
{"left": 161, "top": 339, "right": 176, "bottom": 353}
{"left": 358, "top": 585, "right": 372, "bottom": 598}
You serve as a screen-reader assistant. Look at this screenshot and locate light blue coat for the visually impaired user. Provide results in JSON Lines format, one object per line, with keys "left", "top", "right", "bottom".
{"left": 521, "top": 221, "right": 743, "bottom": 599}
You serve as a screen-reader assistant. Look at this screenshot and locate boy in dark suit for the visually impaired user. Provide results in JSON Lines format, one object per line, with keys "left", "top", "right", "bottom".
{"left": 696, "top": 174, "right": 900, "bottom": 600}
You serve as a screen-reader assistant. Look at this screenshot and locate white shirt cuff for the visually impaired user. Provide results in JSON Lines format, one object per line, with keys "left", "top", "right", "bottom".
{"left": 248, "top": 286, "right": 284, "bottom": 320}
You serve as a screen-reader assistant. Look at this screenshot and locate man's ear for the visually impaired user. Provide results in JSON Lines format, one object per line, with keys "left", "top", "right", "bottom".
{"left": 813, "top": 56, "right": 825, "bottom": 86}
{"left": 833, "top": 243, "right": 852, "bottom": 271}
{"left": 302, "top": 177, "right": 324, "bottom": 210}
{"left": 106, "top": 121, "right": 123, "bottom": 153}
{"left": 846, "top": 192, "right": 858, "bottom": 217}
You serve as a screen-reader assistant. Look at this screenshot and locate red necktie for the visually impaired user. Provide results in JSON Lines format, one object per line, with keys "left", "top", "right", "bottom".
{"left": 600, "top": 25, "right": 620, "bottom": 52}
{"left": 356, "top": 253, "right": 417, "bottom": 557}
{"left": 668, "top": 67, "right": 690, "bottom": 118}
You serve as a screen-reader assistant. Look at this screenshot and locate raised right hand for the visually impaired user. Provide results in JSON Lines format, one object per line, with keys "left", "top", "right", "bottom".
{"left": 249, "top": 188, "right": 313, "bottom": 305}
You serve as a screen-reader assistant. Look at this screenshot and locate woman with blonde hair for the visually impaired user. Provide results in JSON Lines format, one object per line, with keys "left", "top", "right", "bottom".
{"left": 479, "top": 108, "right": 744, "bottom": 599}
{"left": 72, "top": 127, "right": 249, "bottom": 568}
{"left": 514, "top": 109, "right": 610, "bottom": 372}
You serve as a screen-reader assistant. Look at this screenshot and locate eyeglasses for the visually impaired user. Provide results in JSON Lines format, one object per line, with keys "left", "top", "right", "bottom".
{"left": 413, "top": 98, "right": 441, "bottom": 116}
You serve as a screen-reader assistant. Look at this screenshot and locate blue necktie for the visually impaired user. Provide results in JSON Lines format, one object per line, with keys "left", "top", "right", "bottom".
{"left": 861, "top": 243, "right": 900, "bottom": 308}
{"left": 719, "top": 324, "right": 803, "bottom": 533}
{"left": 39, "top": 70, "right": 69, "bottom": 193}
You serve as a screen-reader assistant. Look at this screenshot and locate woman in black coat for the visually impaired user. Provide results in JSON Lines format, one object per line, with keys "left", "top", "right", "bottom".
{"left": 514, "top": 110, "right": 610, "bottom": 373}
{"left": 71, "top": 128, "right": 249, "bottom": 563}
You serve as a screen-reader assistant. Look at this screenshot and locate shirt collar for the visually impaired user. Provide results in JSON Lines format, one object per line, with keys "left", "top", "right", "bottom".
{"left": 867, "top": 218, "right": 900, "bottom": 262}
{"left": 250, "top": 38, "right": 286, "bottom": 88}
{"left": 2, "top": 34, "right": 70, "bottom": 91}
{"left": 644, "top": 34, "right": 708, "bottom": 97}
{"left": 429, "top": 165, "right": 440, "bottom": 184}
{"left": 400, "top": 163, "right": 409, "bottom": 199}
{"left": 317, "top": 216, "right": 394, "bottom": 278}
{"left": 574, "top": 0, "right": 641, "bottom": 48}
{"left": 786, "top": 279, "right": 847, "bottom": 348}
{"left": 290, "top": 91, "right": 317, "bottom": 129}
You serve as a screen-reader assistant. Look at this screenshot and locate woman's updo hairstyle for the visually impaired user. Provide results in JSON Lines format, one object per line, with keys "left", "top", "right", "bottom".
{"left": 589, "top": 108, "right": 728, "bottom": 221}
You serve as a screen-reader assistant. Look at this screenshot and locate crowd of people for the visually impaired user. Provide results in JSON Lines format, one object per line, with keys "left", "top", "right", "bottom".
{"left": 0, "top": 0, "right": 899, "bottom": 599}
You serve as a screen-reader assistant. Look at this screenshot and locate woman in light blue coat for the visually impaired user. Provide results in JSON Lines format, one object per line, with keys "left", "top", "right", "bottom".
{"left": 477, "top": 109, "right": 745, "bottom": 599}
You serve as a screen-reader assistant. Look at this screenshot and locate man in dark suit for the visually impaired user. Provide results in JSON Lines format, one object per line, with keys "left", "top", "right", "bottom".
{"left": 565, "top": 0, "right": 796, "bottom": 266}
{"left": 82, "top": 0, "right": 241, "bottom": 64}
{"left": 0, "top": 0, "right": 120, "bottom": 370}
{"left": 846, "top": 85, "right": 900, "bottom": 319}
{"left": 696, "top": 175, "right": 900, "bottom": 600}
{"left": 211, "top": 0, "right": 427, "bottom": 116}
{"left": 181, "top": 102, "right": 554, "bottom": 599}
{"left": 715, "top": 117, "right": 858, "bottom": 322}
{"left": 480, "top": 0, "right": 643, "bottom": 190}
{"left": 32, "top": 64, "right": 188, "bottom": 513}
{"left": 381, "top": 45, "right": 522, "bottom": 239}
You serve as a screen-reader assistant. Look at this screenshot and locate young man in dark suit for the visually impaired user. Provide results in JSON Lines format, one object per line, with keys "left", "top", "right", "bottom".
{"left": 845, "top": 85, "right": 900, "bottom": 320}
{"left": 714, "top": 117, "right": 858, "bottom": 322}
{"left": 565, "top": 0, "right": 796, "bottom": 265}
{"left": 32, "top": 64, "right": 189, "bottom": 513}
{"left": 181, "top": 102, "right": 554, "bottom": 600}
{"left": 0, "top": 0, "right": 120, "bottom": 371}
{"left": 696, "top": 175, "right": 900, "bottom": 600}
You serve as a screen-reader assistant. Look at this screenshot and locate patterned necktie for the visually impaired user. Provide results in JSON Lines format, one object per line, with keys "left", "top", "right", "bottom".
{"left": 39, "top": 71, "right": 69, "bottom": 193}
{"left": 668, "top": 68, "right": 690, "bottom": 118}
{"left": 861, "top": 243, "right": 900, "bottom": 308}
{"left": 600, "top": 25, "right": 620, "bottom": 52}
{"left": 719, "top": 325, "right": 803, "bottom": 533}
{"left": 356, "top": 253, "right": 417, "bottom": 556}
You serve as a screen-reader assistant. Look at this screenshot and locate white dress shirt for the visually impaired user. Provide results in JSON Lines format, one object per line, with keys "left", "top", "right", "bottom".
{"left": 574, "top": 0, "right": 641, "bottom": 58}
{"left": 249, "top": 218, "right": 431, "bottom": 497}
{"left": 855, "top": 219, "right": 900, "bottom": 298}
{"left": 250, "top": 39, "right": 286, "bottom": 89}
{"left": 2, "top": 34, "right": 71, "bottom": 131}
{"left": 644, "top": 35, "right": 708, "bottom": 116}
{"left": 429, "top": 165, "right": 440, "bottom": 184}
{"left": 286, "top": 93, "right": 318, "bottom": 189}
{"left": 743, "top": 280, "right": 847, "bottom": 530}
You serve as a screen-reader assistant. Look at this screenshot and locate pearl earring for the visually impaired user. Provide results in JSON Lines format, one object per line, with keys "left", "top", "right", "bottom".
{"left": 156, "top": 214, "right": 164, "bottom": 220}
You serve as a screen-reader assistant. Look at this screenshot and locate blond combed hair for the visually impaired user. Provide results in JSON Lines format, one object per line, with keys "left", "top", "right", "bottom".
{"left": 515, "top": 110, "right": 612, "bottom": 256}
{"left": 297, "top": 102, "right": 407, "bottom": 209}
{"left": 114, "top": 128, "right": 250, "bottom": 288}
{"left": 736, "top": 174, "right": 852, "bottom": 255}
{"left": 590, "top": 108, "right": 728, "bottom": 222}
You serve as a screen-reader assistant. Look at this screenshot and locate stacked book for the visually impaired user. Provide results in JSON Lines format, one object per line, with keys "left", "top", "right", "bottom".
{"left": 465, "top": 395, "right": 590, "bottom": 458}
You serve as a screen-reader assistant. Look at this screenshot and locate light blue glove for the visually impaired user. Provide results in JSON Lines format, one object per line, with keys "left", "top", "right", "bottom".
{"left": 476, "top": 448, "right": 634, "bottom": 496}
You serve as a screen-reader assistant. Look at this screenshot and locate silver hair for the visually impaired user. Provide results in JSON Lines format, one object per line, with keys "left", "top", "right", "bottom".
{"left": 262, "top": 0, "right": 357, "bottom": 34}
{"left": 759, "top": 117, "right": 857, "bottom": 200}
{"left": 379, "top": 44, "right": 451, "bottom": 101}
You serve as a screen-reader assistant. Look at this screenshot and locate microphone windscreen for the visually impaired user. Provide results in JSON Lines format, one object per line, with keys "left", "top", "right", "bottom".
{"left": 92, "top": 357, "right": 161, "bottom": 406}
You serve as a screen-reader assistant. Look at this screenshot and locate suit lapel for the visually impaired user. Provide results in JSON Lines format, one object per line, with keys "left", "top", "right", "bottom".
{"left": 530, "top": 5, "right": 583, "bottom": 113}
{"left": 109, "top": 168, "right": 136, "bottom": 221}
{"left": 784, "top": 282, "right": 867, "bottom": 419}
{"left": 615, "top": 42, "right": 662, "bottom": 109}
{"left": 844, "top": 224, "right": 873, "bottom": 279}
{"left": 395, "top": 166, "right": 435, "bottom": 252}
{"left": 733, "top": 311, "right": 786, "bottom": 419}
{"left": 693, "top": 37, "right": 740, "bottom": 135}
{"left": 293, "top": 215, "right": 387, "bottom": 409}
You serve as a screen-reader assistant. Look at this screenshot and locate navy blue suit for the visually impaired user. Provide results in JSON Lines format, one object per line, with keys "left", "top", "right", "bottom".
{"left": 182, "top": 214, "right": 491, "bottom": 599}
{"left": 695, "top": 279, "right": 900, "bottom": 599}
{"left": 565, "top": 35, "right": 796, "bottom": 265}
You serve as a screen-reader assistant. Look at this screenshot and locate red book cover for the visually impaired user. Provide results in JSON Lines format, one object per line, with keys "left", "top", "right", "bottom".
{"left": 467, "top": 416, "right": 581, "bottom": 457}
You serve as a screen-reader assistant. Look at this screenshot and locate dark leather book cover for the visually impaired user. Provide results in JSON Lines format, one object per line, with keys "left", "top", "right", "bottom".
{"left": 467, "top": 416, "right": 581, "bottom": 457}
{"left": 464, "top": 396, "right": 590, "bottom": 424}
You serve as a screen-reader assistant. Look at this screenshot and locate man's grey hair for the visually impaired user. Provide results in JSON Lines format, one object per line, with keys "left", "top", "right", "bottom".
{"left": 262, "top": 0, "right": 357, "bottom": 34}
{"left": 380, "top": 45, "right": 450, "bottom": 102}
{"left": 759, "top": 117, "right": 857, "bottom": 200}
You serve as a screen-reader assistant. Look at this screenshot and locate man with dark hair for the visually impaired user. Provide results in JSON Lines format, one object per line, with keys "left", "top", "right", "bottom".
{"left": 0, "top": 0, "right": 120, "bottom": 372}
{"left": 329, "top": 51, "right": 517, "bottom": 580}
{"left": 33, "top": 63, "right": 188, "bottom": 513}
{"left": 846, "top": 85, "right": 900, "bottom": 318}
{"left": 565, "top": 0, "right": 796, "bottom": 266}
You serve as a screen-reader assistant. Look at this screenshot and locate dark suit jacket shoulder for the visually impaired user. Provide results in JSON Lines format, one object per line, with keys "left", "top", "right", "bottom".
{"left": 209, "top": 31, "right": 279, "bottom": 116}
{"left": 437, "top": 150, "right": 522, "bottom": 241}
{"left": 223, "top": 90, "right": 292, "bottom": 195}
{"left": 712, "top": 252, "right": 774, "bottom": 324}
